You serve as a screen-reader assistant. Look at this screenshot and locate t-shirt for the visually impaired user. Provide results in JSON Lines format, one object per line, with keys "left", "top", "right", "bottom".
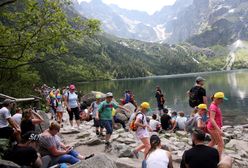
{"left": 67, "top": 92, "right": 78, "bottom": 108}
{"left": 136, "top": 113, "right": 149, "bottom": 139}
{"left": 149, "top": 119, "right": 161, "bottom": 131}
{"left": 181, "top": 145, "right": 219, "bottom": 168}
{"left": 189, "top": 86, "right": 206, "bottom": 106}
{"left": 160, "top": 114, "right": 171, "bottom": 130}
{"left": 12, "top": 113, "right": 22, "bottom": 125}
{"left": 0, "top": 107, "right": 11, "bottom": 128}
{"left": 21, "top": 119, "right": 35, "bottom": 136}
{"left": 98, "top": 101, "right": 118, "bottom": 120}
{"left": 146, "top": 149, "right": 169, "bottom": 168}
{"left": 39, "top": 134, "right": 61, "bottom": 157}
{"left": 5, "top": 145, "right": 38, "bottom": 167}
{"left": 155, "top": 91, "right": 164, "bottom": 104}
{"left": 176, "top": 116, "right": 187, "bottom": 130}
{"left": 207, "top": 103, "right": 223, "bottom": 130}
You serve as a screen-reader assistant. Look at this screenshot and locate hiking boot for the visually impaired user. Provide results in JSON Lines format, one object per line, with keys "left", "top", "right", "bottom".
{"left": 104, "top": 142, "right": 112, "bottom": 152}
{"left": 132, "top": 150, "right": 139, "bottom": 159}
{"left": 124, "top": 128, "right": 129, "bottom": 132}
{"left": 96, "top": 131, "right": 100, "bottom": 136}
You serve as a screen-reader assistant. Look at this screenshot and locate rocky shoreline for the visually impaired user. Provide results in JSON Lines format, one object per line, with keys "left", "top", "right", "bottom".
{"left": 59, "top": 120, "right": 248, "bottom": 168}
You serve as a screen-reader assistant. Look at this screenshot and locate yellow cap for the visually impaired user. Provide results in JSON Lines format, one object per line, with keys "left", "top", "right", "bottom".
{"left": 198, "top": 104, "right": 207, "bottom": 110}
{"left": 140, "top": 102, "right": 150, "bottom": 109}
{"left": 96, "top": 94, "right": 101, "bottom": 99}
{"left": 214, "top": 92, "right": 228, "bottom": 100}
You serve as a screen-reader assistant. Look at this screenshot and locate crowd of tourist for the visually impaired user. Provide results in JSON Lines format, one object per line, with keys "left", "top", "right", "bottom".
{"left": 0, "top": 76, "right": 232, "bottom": 168}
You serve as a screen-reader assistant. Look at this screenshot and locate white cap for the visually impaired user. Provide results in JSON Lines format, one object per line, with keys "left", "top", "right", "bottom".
{"left": 106, "top": 92, "right": 113, "bottom": 97}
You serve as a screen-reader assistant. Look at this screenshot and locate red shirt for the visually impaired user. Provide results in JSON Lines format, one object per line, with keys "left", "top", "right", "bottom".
{"left": 207, "top": 103, "right": 223, "bottom": 130}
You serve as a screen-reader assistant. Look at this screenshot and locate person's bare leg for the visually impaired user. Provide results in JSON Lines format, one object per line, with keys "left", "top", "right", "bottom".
{"left": 105, "top": 134, "right": 111, "bottom": 142}
{"left": 135, "top": 144, "right": 145, "bottom": 152}
{"left": 76, "top": 120, "right": 80, "bottom": 127}
{"left": 141, "top": 137, "right": 151, "bottom": 157}
{"left": 69, "top": 120, "right": 73, "bottom": 127}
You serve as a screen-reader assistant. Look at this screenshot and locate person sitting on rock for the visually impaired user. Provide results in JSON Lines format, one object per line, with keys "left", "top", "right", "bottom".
{"left": 4, "top": 131, "right": 51, "bottom": 168}
{"left": 12, "top": 107, "right": 23, "bottom": 126}
{"left": 39, "top": 122, "right": 94, "bottom": 166}
{"left": 142, "top": 134, "right": 173, "bottom": 168}
{"left": 149, "top": 114, "right": 161, "bottom": 132}
{"left": 160, "top": 108, "right": 172, "bottom": 131}
{"left": 176, "top": 111, "right": 187, "bottom": 131}
{"left": 0, "top": 99, "right": 21, "bottom": 142}
{"left": 180, "top": 128, "right": 219, "bottom": 168}
{"left": 170, "top": 111, "right": 177, "bottom": 132}
{"left": 21, "top": 108, "right": 44, "bottom": 136}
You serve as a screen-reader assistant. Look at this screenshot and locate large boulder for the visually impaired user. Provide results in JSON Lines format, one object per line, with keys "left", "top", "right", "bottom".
{"left": 68, "top": 154, "right": 117, "bottom": 168}
{"left": 115, "top": 103, "right": 135, "bottom": 122}
{"left": 225, "top": 139, "right": 248, "bottom": 153}
{"left": 81, "top": 91, "right": 106, "bottom": 106}
{"left": 35, "top": 110, "right": 50, "bottom": 133}
{"left": 0, "top": 159, "right": 20, "bottom": 168}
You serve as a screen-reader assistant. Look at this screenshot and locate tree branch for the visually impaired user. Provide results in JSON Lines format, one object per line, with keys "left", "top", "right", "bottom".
{"left": 0, "top": 0, "right": 16, "bottom": 7}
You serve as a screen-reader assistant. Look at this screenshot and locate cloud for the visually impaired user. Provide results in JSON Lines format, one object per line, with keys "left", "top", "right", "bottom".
{"left": 78, "top": 0, "right": 176, "bottom": 14}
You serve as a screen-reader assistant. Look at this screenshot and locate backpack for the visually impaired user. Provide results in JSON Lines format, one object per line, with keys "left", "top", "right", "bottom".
{"left": 129, "top": 112, "right": 144, "bottom": 131}
{"left": 188, "top": 86, "right": 201, "bottom": 108}
{"left": 185, "top": 116, "right": 199, "bottom": 133}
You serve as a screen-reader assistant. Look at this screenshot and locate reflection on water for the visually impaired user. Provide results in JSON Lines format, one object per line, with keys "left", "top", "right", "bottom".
{"left": 79, "top": 70, "right": 248, "bottom": 125}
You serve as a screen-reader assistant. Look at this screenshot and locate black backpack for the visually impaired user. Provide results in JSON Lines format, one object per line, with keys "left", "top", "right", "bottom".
{"left": 189, "top": 86, "right": 201, "bottom": 108}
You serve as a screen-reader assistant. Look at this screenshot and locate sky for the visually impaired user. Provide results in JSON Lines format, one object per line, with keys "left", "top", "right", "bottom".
{"left": 78, "top": 0, "right": 177, "bottom": 15}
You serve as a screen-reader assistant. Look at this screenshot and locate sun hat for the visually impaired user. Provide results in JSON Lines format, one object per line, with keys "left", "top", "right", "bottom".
{"left": 214, "top": 92, "right": 228, "bottom": 100}
{"left": 69, "top": 84, "right": 75, "bottom": 90}
{"left": 195, "top": 76, "right": 205, "bottom": 82}
{"left": 106, "top": 92, "right": 113, "bottom": 97}
{"left": 197, "top": 104, "right": 208, "bottom": 110}
{"left": 96, "top": 94, "right": 101, "bottom": 99}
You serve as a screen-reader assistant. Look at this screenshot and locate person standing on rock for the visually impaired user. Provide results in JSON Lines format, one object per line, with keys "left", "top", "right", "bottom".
{"left": 207, "top": 92, "right": 227, "bottom": 159}
{"left": 96, "top": 92, "right": 130, "bottom": 152}
{"left": 188, "top": 76, "right": 207, "bottom": 108}
{"left": 155, "top": 86, "right": 165, "bottom": 115}
{"left": 64, "top": 84, "right": 81, "bottom": 130}
{"left": 132, "top": 102, "right": 153, "bottom": 159}
{"left": 89, "top": 94, "right": 104, "bottom": 136}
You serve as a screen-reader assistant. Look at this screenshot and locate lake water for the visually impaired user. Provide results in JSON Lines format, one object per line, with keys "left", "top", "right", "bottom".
{"left": 79, "top": 70, "right": 248, "bottom": 125}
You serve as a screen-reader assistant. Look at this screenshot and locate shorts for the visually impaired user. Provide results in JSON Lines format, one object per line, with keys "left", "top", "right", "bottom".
{"left": 68, "top": 107, "right": 80, "bottom": 121}
{"left": 100, "top": 120, "right": 113, "bottom": 135}
{"left": 93, "top": 118, "right": 103, "bottom": 128}
{"left": 0, "top": 126, "right": 14, "bottom": 139}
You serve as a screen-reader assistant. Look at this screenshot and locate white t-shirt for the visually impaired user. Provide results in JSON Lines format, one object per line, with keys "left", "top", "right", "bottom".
{"left": 176, "top": 116, "right": 187, "bottom": 130}
{"left": 149, "top": 119, "right": 161, "bottom": 131}
{"left": 146, "top": 148, "right": 169, "bottom": 168}
{"left": 136, "top": 113, "right": 149, "bottom": 139}
{"left": 0, "top": 107, "right": 11, "bottom": 128}
{"left": 12, "top": 113, "right": 22, "bottom": 125}
{"left": 68, "top": 92, "right": 78, "bottom": 108}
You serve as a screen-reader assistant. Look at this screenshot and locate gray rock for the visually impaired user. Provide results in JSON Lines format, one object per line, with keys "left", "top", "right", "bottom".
{"left": 176, "top": 131, "right": 188, "bottom": 137}
{"left": 0, "top": 139, "right": 10, "bottom": 159}
{"left": 226, "top": 139, "right": 248, "bottom": 152}
{"left": 115, "top": 158, "right": 138, "bottom": 168}
{"left": 35, "top": 110, "right": 50, "bottom": 133}
{"left": 118, "top": 147, "right": 134, "bottom": 158}
{"left": 69, "top": 154, "right": 117, "bottom": 168}
{"left": 76, "top": 132, "right": 91, "bottom": 139}
{"left": 0, "top": 159, "right": 20, "bottom": 168}
{"left": 85, "top": 138, "right": 103, "bottom": 146}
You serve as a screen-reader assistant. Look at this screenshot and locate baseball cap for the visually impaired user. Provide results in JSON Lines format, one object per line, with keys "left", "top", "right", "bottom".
{"left": 96, "top": 94, "right": 101, "bottom": 99}
{"left": 195, "top": 76, "right": 205, "bottom": 82}
{"left": 214, "top": 92, "right": 228, "bottom": 100}
{"left": 140, "top": 102, "right": 151, "bottom": 112}
{"left": 197, "top": 104, "right": 208, "bottom": 110}
{"left": 106, "top": 92, "right": 113, "bottom": 97}
{"left": 3, "top": 99, "right": 15, "bottom": 106}
{"left": 69, "top": 84, "right": 75, "bottom": 90}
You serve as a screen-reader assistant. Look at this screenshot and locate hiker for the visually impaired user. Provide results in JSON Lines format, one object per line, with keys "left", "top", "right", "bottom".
{"left": 55, "top": 89, "right": 64, "bottom": 127}
{"left": 207, "top": 92, "right": 227, "bottom": 159}
{"left": 12, "top": 107, "right": 23, "bottom": 126}
{"left": 132, "top": 102, "right": 152, "bottom": 159}
{"left": 143, "top": 135, "right": 173, "bottom": 168}
{"left": 0, "top": 99, "right": 21, "bottom": 142}
{"left": 176, "top": 111, "right": 187, "bottom": 130}
{"left": 160, "top": 108, "right": 172, "bottom": 131}
{"left": 113, "top": 108, "right": 129, "bottom": 132}
{"left": 39, "top": 122, "right": 94, "bottom": 165}
{"left": 89, "top": 94, "right": 104, "bottom": 136}
{"left": 64, "top": 84, "right": 81, "bottom": 130}
{"left": 46, "top": 89, "right": 57, "bottom": 120}
{"left": 96, "top": 92, "right": 130, "bottom": 152}
{"left": 170, "top": 111, "right": 177, "bottom": 132}
{"left": 180, "top": 128, "right": 219, "bottom": 168}
{"left": 188, "top": 76, "right": 207, "bottom": 108}
{"left": 149, "top": 114, "right": 161, "bottom": 132}
{"left": 155, "top": 86, "right": 165, "bottom": 114}
{"left": 4, "top": 131, "right": 51, "bottom": 168}
{"left": 124, "top": 90, "right": 131, "bottom": 104}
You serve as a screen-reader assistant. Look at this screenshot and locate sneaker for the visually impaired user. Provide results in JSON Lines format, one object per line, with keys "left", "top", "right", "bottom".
{"left": 104, "top": 142, "right": 112, "bottom": 152}
{"left": 132, "top": 150, "right": 139, "bottom": 159}
{"left": 71, "top": 127, "right": 76, "bottom": 131}
{"left": 124, "top": 128, "right": 129, "bottom": 132}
